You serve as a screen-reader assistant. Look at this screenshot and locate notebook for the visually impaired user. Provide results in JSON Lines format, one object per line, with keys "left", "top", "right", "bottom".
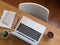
{"left": 0, "top": 10, "right": 16, "bottom": 29}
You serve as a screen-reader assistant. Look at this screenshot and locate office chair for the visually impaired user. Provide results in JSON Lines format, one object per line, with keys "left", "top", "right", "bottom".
{"left": 19, "top": 2, "right": 49, "bottom": 22}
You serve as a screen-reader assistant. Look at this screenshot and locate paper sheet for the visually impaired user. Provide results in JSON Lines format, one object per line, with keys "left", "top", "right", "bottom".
{"left": 0, "top": 10, "right": 16, "bottom": 29}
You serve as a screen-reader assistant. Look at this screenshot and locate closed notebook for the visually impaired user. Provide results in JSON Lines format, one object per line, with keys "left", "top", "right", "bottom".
{"left": 1, "top": 10, "right": 16, "bottom": 29}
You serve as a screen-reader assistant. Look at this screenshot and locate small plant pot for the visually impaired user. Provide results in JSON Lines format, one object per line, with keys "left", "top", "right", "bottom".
{"left": 0, "top": 30, "right": 10, "bottom": 39}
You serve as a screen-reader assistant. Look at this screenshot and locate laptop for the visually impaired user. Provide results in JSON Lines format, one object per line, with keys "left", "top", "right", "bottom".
{"left": 11, "top": 16, "right": 46, "bottom": 45}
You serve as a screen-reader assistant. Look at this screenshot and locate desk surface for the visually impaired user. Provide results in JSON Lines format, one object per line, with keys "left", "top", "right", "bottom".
{"left": 0, "top": 1, "right": 60, "bottom": 45}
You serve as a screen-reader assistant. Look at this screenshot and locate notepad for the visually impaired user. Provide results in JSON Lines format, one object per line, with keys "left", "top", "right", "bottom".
{"left": 0, "top": 10, "right": 16, "bottom": 29}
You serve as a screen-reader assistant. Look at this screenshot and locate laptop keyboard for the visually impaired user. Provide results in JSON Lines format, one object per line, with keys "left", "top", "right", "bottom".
{"left": 17, "top": 23, "right": 41, "bottom": 41}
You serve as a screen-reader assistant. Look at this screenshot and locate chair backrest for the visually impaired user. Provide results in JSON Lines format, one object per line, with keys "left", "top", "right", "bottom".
{"left": 19, "top": 2, "right": 49, "bottom": 22}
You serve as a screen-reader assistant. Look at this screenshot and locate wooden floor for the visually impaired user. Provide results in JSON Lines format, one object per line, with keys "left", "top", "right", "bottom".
{"left": 2, "top": 0, "right": 60, "bottom": 29}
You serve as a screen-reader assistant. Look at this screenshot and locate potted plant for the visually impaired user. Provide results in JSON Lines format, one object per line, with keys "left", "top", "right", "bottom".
{"left": 0, "top": 30, "right": 10, "bottom": 39}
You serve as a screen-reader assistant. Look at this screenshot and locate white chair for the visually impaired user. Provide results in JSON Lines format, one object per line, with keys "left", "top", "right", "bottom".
{"left": 18, "top": 2, "right": 49, "bottom": 22}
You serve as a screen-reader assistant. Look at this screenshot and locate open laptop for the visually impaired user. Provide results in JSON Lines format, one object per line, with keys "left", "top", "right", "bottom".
{"left": 11, "top": 16, "right": 46, "bottom": 45}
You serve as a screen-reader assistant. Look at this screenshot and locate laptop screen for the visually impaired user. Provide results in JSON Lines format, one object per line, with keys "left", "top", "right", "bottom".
{"left": 17, "top": 23, "right": 41, "bottom": 41}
